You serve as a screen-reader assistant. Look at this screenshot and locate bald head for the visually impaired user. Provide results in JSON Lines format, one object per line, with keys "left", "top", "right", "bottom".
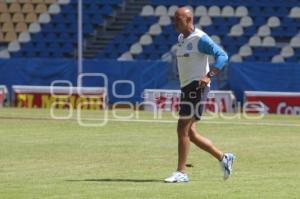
{"left": 175, "top": 7, "right": 193, "bottom": 19}
{"left": 174, "top": 7, "right": 194, "bottom": 35}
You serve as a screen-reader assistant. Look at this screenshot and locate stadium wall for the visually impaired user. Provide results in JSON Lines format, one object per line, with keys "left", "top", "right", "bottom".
{"left": 0, "top": 58, "right": 170, "bottom": 103}
{"left": 229, "top": 62, "right": 300, "bottom": 102}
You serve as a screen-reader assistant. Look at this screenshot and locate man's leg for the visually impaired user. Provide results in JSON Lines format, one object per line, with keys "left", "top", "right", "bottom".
{"left": 188, "top": 120, "right": 223, "bottom": 161}
{"left": 176, "top": 118, "right": 194, "bottom": 172}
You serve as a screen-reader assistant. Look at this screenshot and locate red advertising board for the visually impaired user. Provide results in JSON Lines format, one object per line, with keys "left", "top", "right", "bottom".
{"left": 245, "top": 91, "right": 300, "bottom": 115}
{"left": 0, "top": 86, "right": 7, "bottom": 107}
{"left": 12, "top": 86, "right": 107, "bottom": 109}
{"left": 143, "top": 89, "right": 236, "bottom": 113}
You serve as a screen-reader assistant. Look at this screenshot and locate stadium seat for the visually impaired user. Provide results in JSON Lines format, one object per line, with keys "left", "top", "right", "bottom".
{"left": 0, "top": 31, "right": 3, "bottom": 41}
{"left": 149, "top": 24, "right": 162, "bottom": 35}
{"left": 285, "top": 55, "right": 298, "bottom": 62}
{"left": 271, "top": 55, "right": 284, "bottom": 63}
{"left": 18, "top": 0, "right": 30, "bottom": 3}
{"left": 18, "top": 32, "right": 31, "bottom": 43}
{"left": 243, "top": 55, "right": 256, "bottom": 62}
{"left": 211, "top": 35, "right": 221, "bottom": 44}
{"left": 168, "top": 5, "right": 178, "bottom": 16}
{"left": 262, "top": 36, "right": 276, "bottom": 47}
{"left": 33, "top": 0, "right": 47, "bottom": 4}
{"left": 198, "top": 16, "right": 212, "bottom": 26}
{"left": 139, "top": 34, "right": 153, "bottom": 45}
{"left": 239, "top": 45, "right": 252, "bottom": 57}
{"left": 0, "top": 13, "right": 12, "bottom": 23}
{"left": 208, "top": 6, "right": 221, "bottom": 17}
{"left": 22, "top": 3, "right": 34, "bottom": 13}
{"left": 9, "top": 3, "right": 22, "bottom": 13}
{"left": 3, "top": 31, "right": 17, "bottom": 42}
{"left": 12, "top": 13, "right": 25, "bottom": 23}
{"left": 2, "top": 22, "right": 14, "bottom": 32}
{"left": 221, "top": 6, "right": 234, "bottom": 17}
{"left": 0, "top": 3, "right": 8, "bottom": 13}
{"left": 15, "top": 22, "right": 28, "bottom": 32}
{"left": 290, "top": 36, "right": 300, "bottom": 47}
{"left": 48, "top": 3, "right": 60, "bottom": 14}
{"left": 235, "top": 6, "right": 248, "bottom": 17}
{"left": 45, "top": 0, "right": 57, "bottom": 4}
{"left": 25, "top": 13, "right": 38, "bottom": 23}
{"left": 257, "top": 25, "right": 271, "bottom": 37}
{"left": 141, "top": 5, "right": 154, "bottom": 16}
{"left": 240, "top": 16, "right": 253, "bottom": 27}
{"left": 130, "top": 43, "right": 143, "bottom": 55}
{"left": 28, "top": 22, "right": 41, "bottom": 33}
{"left": 230, "top": 54, "right": 243, "bottom": 62}
{"left": 229, "top": 24, "right": 244, "bottom": 36}
{"left": 194, "top": 6, "right": 207, "bottom": 17}
{"left": 0, "top": 49, "right": 10, "bottom": 58}
{"left": 267, "top": 16, "right": 280, "bottom": 28}
{"left": 118, "top": 52, "right": 133, "bottom": 60}
{"left": 58, "top": 0, "right": 70, "bottom": 5}
{"left": 155, "top": 5, "right": 167, "bottom": 16}
{"left": 38, "top": 13, "right": 51, "bottom": 23}
{"left": 280, "top": 46, "right": 294, "bottom": 57}
{"left": 249, "top": 36, "right": 262, "bottom": 47}
{"left": 158, "top": 15, "right": 171, "bottom": 26}
{"left": 8, "top": 41, "right": 21, "bottom": 52}
{"left": 289, "top": 7, "right": 300, "bottom": 18}
{"left": 35, "top": 3, "right": 48, "bottom": 14}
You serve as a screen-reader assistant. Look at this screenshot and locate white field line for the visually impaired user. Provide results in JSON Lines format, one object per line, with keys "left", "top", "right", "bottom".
{"left": 1, "top": 113, "right": 299, "bottom": 127}
{"left": 82, "top": 118, "right": 300, "bottom": 127}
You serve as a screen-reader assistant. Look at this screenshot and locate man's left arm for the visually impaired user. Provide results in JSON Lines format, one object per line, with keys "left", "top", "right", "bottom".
{"left": 197, "top": 35, "right": 229, "bottom": 88}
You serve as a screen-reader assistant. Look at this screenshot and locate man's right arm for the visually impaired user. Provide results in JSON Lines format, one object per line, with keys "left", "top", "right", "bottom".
{"left": 197, "top": 34, "right": 229, "bottom": 72}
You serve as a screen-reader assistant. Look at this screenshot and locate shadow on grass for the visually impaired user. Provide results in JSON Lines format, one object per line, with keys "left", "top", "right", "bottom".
{"left": 66, "top": 178, "right": 163, "bottom": 183}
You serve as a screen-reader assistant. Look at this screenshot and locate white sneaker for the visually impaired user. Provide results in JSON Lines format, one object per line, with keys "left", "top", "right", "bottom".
{"left": 220, "top": 153, "right": 235, "bottom": 180}
{"left": 164, "top": 171, "right": 189, "bottom": 183}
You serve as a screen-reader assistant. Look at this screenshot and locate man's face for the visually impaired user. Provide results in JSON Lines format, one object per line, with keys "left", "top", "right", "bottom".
{"left": 174, "top": 12, "right": 188, "bottom": 33}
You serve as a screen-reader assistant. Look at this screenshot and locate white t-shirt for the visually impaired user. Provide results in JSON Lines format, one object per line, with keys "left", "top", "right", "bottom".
{"left": 176, "top": 28, "right": 228, "bottom": 88}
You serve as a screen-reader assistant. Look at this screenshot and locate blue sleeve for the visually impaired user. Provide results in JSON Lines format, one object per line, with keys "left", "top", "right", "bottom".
{"left": 197, "top": 35, "right": 228, "bottom": 70}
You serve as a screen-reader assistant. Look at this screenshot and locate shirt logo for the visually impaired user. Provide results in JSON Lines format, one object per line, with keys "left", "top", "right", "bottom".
{"left": 177, "top": 53, "right": 190, "bottom": 58}
{"left": 186, "top": 42, "right": 193, "bottom": 50}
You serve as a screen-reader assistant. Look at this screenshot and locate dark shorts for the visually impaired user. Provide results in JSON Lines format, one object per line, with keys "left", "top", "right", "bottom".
{"left": 179, "top": 81, "right": 209, "bottom": 120}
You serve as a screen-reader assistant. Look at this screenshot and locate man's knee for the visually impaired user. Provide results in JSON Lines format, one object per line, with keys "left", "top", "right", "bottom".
{"left": 188, "top": 126, "right": 197, "bottom": 142}
{"left": 177, "top": 119, "right": 192, "bottom": 137}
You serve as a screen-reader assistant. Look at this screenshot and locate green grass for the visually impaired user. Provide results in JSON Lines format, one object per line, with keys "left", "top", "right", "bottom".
{"left": 0, "top": 108, "right": 300, "bottom": 199}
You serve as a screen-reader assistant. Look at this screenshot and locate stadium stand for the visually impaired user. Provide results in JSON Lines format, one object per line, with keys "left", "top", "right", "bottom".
{"left": 0, "top": 0, "right": 299, "bottom": 63}
{"left": 0, "top": 0, "right": 124, "bottom": 58}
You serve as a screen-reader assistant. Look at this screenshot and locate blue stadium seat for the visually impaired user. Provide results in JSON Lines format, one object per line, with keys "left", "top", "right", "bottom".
{"left": 101, "top": 5, "right": 114, "bottom": 17}
{"left": 9, "top": 0, "right": 300, "bottom": 63}
{"left": 285, "top": 56, "right": 298, "bottom": 62}
{"left": 243, "top": 55, "right": 257, "bottom": 62}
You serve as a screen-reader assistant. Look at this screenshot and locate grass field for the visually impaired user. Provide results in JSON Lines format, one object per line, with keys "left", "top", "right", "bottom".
{"left": 0, "top": 108, "right": 300, "bottom": 199}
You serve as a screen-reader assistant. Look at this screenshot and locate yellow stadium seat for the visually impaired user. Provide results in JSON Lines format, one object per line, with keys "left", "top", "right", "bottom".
{"left": 18, "top": 0, "right": 32, "bottom": 3}
{"left": 35, "top": 3, "right": 48, "bottom": 14}
{"left": 25, "top": 12, "right": 37, "bottom": 23}
{"left": 0, "top": 32, "right": 3, "bottom": 42}
{"left": 9, "top": 3, "right": 22, "bottom": 13}
{"left": 0, "top": 13, "right": 12, "bottom": 23}
{"left": 0, "top": 2, "right": 8, "bottom": 13}
{"left": 31, "top": 0, "right": 44, "bottom": 4}
{"left": 4, "top": 31, "right": 17, "bottom": 42}
{"left": 15, "top": 22, "right": 27, "bottom": 32}
{"left": 2, "top": 22, "right": 14, "bottom": 32}
{"left": 45, "top": 0, "right": 57, "bottom": 4}
{"left": 22, "top": 3, "right": 34, "bottom": 13}
{"left": 12, "top": 13, "right": 25, "bottom": 22}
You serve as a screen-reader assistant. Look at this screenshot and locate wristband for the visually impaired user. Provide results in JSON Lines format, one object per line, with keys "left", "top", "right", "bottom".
{"left": 207, "top": 71, "right": 216, "bottom": 78}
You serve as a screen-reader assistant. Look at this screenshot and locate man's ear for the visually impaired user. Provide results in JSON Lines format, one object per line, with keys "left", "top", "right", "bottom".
{"left": 187, "top": 16, "right": 192, "bottom": 23}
